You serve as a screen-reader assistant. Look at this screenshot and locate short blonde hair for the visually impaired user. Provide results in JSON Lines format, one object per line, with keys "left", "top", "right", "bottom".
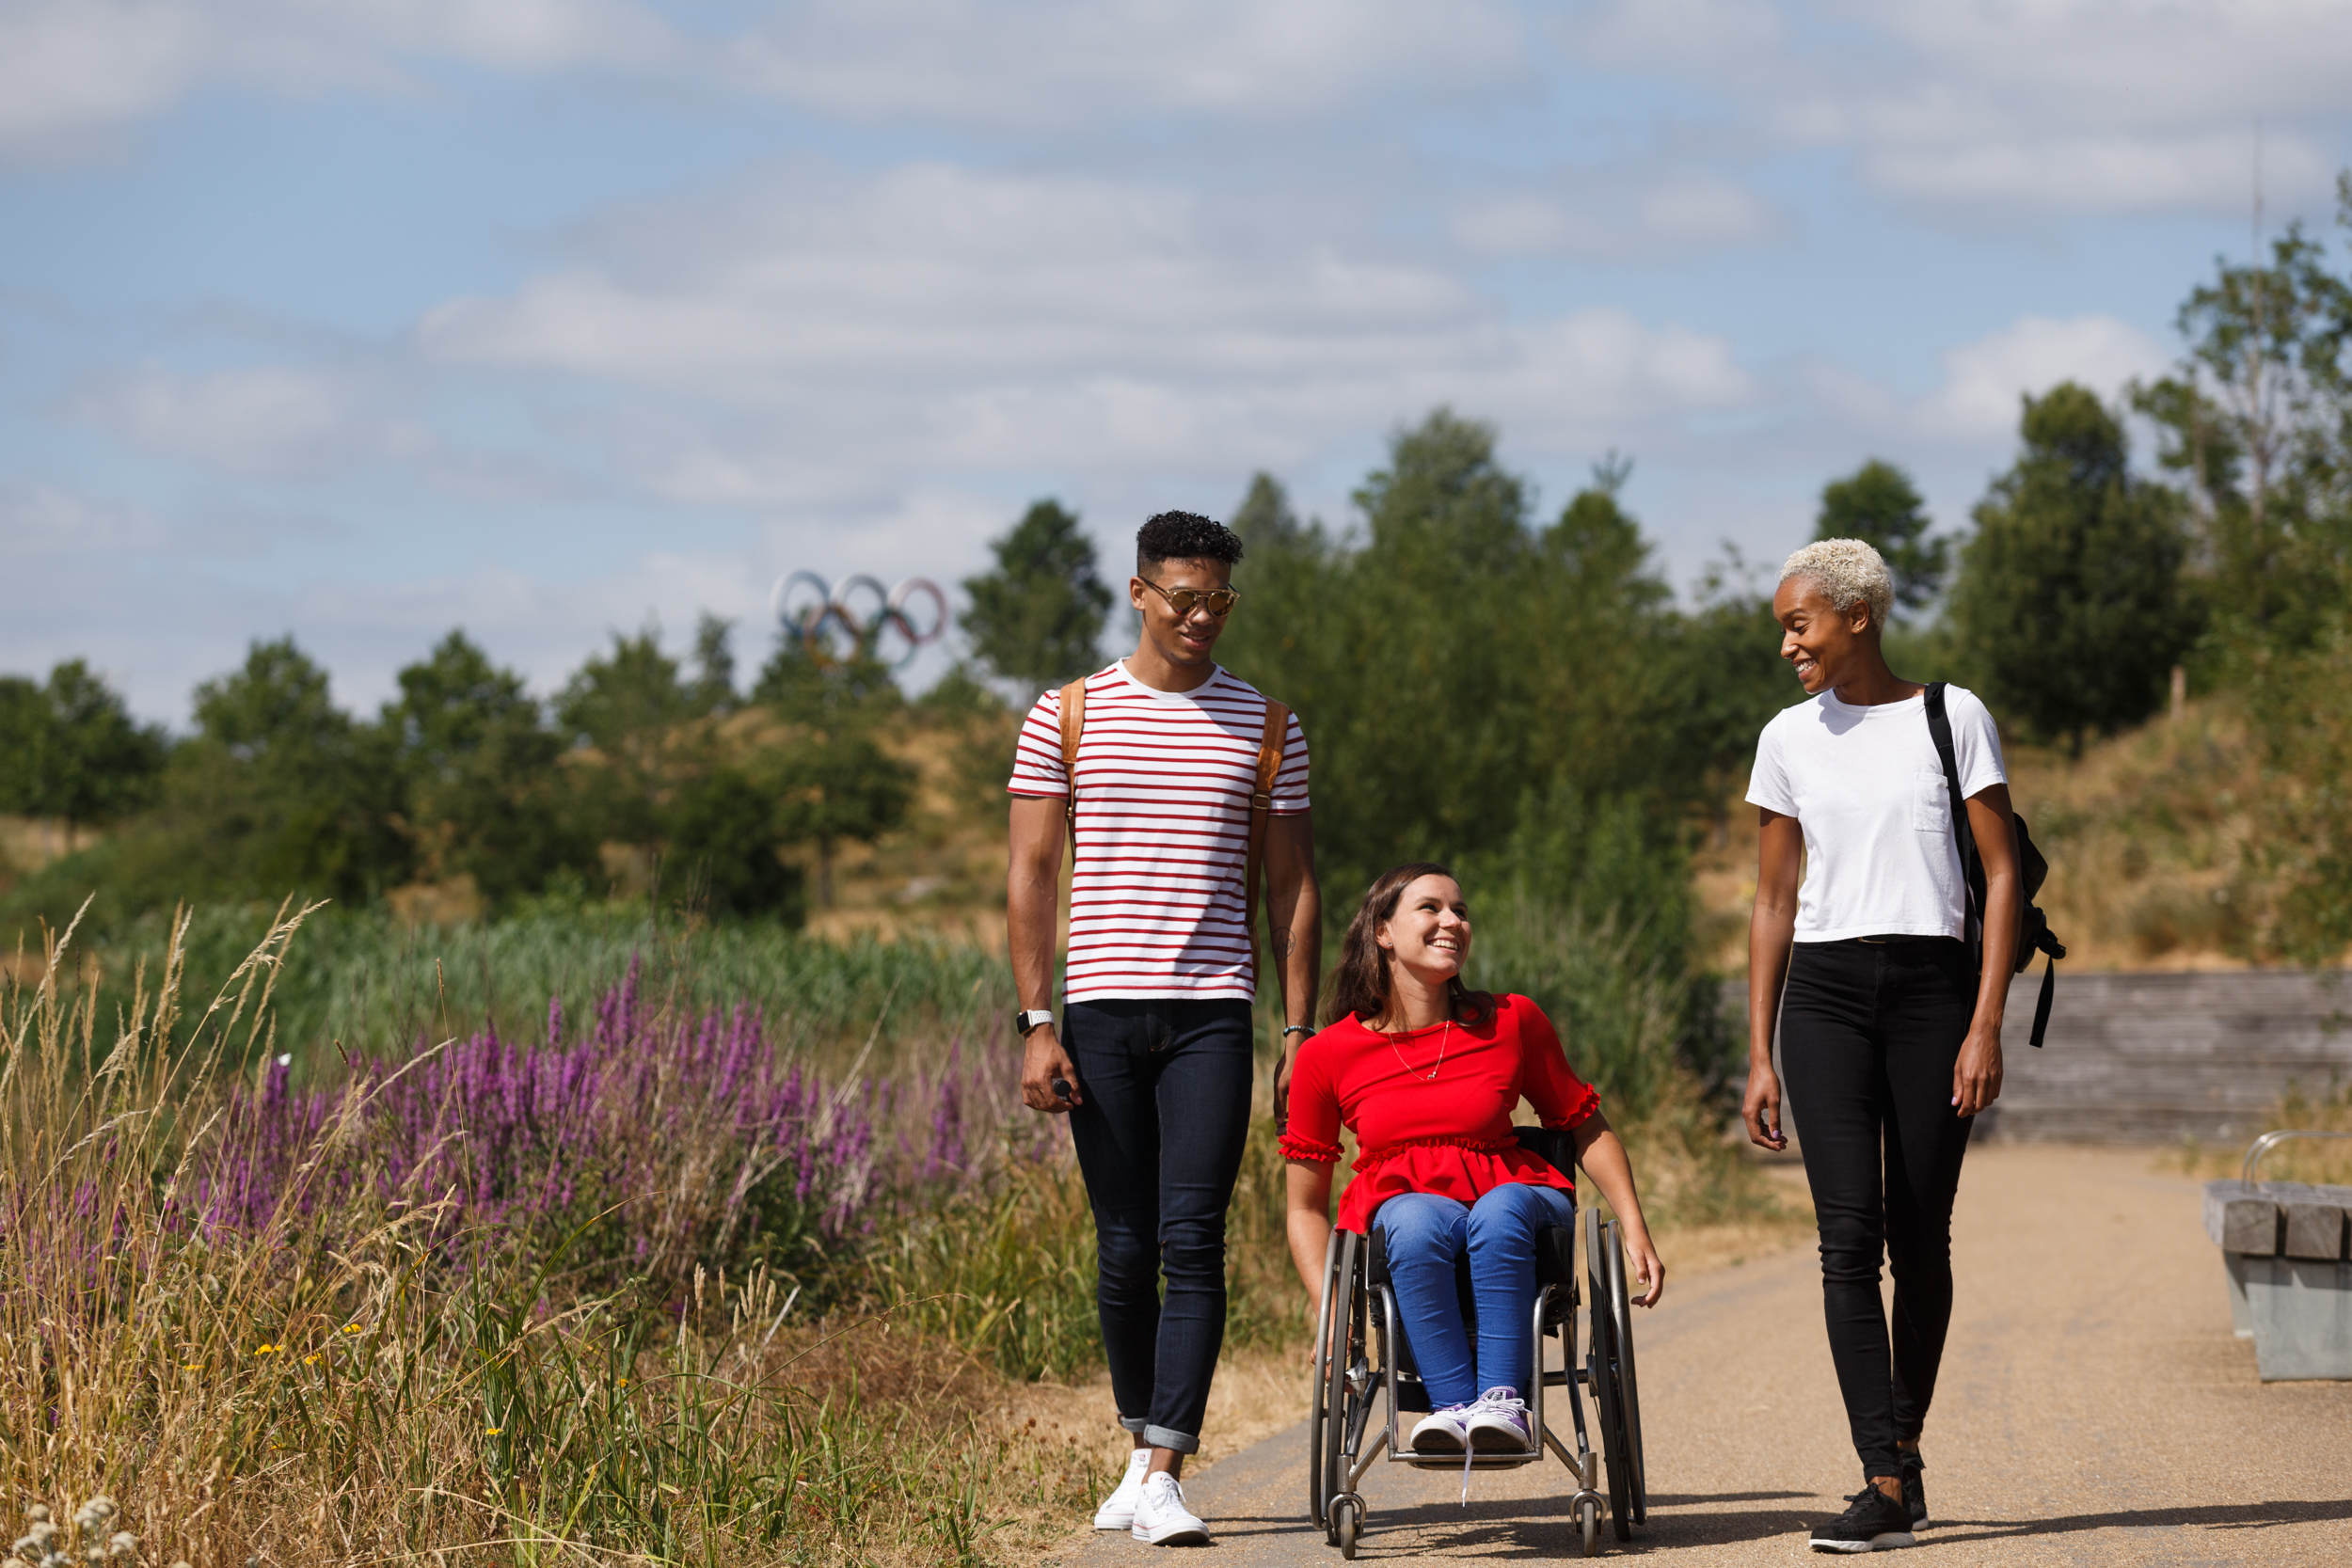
{"left": 1780, "top": 538, "right": 1894, "bottom": 628}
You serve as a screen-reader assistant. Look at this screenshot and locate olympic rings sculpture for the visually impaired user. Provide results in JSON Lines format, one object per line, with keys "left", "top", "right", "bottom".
{"left": 768, "top": 572, "right": 949, "bottom": 669}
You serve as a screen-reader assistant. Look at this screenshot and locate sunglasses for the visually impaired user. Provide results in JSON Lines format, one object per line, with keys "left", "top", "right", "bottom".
{"left": 1138, "top": 578, "right": 1241, "bottom": 617}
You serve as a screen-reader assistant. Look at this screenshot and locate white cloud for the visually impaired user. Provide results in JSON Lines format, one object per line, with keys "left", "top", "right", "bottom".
{"left": 722, "top": 0, "right": 1523, "bottom": 128}
{"left": 1451, "top": 169, "right": 1782, "bottom": 259}
{"left": 0, "top": 0, "right": 672, "bottom": 157}
{"left": 0, "top": 481, "right": 166, "bottom": 554}
{"left": 1568, "top": 0, "right": 2352, "bottom": 215}
{"left": 1807, "top": 313, "right": 2171, "bottom": 443}
{"left": 70, "top": 364, "right": 432, "bottom": 478}
{"left": 416, "top": 162, "right": 1757, "bottom": 502}
{"left": 1922, "top": 313, "right": 2169, "bottom": 437}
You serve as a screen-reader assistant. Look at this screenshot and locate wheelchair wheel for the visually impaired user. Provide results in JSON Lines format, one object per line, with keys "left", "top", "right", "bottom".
{"left": 1601, "top": 1218, "right": 1647, "bottom": 1526}
{"left": 1586, "top": 1211, "right": 1638, "bottom": 1542}
{"left": 1578, "top": 1494, "right": 1601, "bottom": 1558}
{"left": 1333, "top": 1494, "right": 1361, "bottom": 1560}
{"left": 1307, "top": 1230, "right": 1343, "bottom": 1528}
{"left": 1321, "top": 1230, "right": 1364, "bottom": 1543}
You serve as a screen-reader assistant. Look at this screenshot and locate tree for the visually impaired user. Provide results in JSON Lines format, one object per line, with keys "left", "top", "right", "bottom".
{"left": 557, "top": 629, "right": 698, "bottom": 855}
{"left": 385, "top": 631, "right": 595, "bottom": 908}
{"left": 1230, "top": 471, "right": 1306, "bottom": 550}
{"left": 1817, "top": 459, "right": 1949, "bottom": 615}
{"left": 959, "top": 499, "right": 1112, "bottom": 694}
{"left": 751, "top": 641, "right": 903, "bottom": 729}
{"left": 165, "top": 637, "right": 410, "bottom": 900}
{"left": 2132, "top": 213, "right": 2352, "bottom": 657}
{"left": 0, "top": 661, "right": 166, "bottom": 851}
{"left": 666, "top": 764, "right": 803, "bottom": 921}
{"left": 691, "top": 612, "right": 739, "bottom": 717}
{"left": 770, "top": 734, "right": 915, "bottom": 910}
{"left": 1950, "top": 383, "right": 2200, "bottom": 754}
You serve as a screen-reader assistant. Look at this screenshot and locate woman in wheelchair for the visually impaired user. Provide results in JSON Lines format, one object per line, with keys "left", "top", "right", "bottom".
{"left": 1281, "top": 862, "right": 1664, "bottom": 1458}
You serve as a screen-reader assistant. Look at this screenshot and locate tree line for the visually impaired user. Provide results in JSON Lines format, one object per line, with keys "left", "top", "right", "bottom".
{"left": 0, "top": 620, "right": 932, "bottom": 929}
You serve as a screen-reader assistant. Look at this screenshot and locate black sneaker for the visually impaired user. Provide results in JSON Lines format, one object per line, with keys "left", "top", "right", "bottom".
{"left": 1899, "top": 1451, "right": 1928, "bottom": 1528}
{"left": 1809, "top": 1486, "right": 1915, "bottom": 1553}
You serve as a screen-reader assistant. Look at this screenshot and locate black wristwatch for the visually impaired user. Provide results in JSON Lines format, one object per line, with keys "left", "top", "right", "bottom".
{"left": 1014, "top": 1008, "right": 1057, "bottom": 1037}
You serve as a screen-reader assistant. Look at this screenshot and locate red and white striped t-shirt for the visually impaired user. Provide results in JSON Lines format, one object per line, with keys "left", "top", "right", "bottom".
{"left": 1008, "top": 661, "right": 1311, "bottom": 1003}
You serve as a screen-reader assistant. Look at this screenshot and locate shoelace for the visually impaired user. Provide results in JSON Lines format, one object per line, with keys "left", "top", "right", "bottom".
{"left": 1459, "top": 1393, "right": 1530, "bottom": 1504}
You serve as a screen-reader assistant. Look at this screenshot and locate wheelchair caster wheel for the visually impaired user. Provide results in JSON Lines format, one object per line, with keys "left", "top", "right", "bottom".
{"left": 1332, "top": 1495, "right": 1361, "bottom": 1560}
{"left": 1578, "top": 1495, "right": 1601, "bottom": 1558}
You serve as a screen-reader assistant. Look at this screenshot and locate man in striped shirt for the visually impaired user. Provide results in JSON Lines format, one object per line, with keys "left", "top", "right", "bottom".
{"left": 1007, "top": 511, "right": 1320, "bottom": 1546}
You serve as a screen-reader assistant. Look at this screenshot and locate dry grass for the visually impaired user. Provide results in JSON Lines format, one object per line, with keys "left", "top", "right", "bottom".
{"left": 1691, "top": 696, "right": 2325, "bottom": 974}
{"left": 0, "top": 903, "right": 1074, "bottom": 1566}
{"left": 2169, "top": 1079, "right": 2352, "bottom": 1187}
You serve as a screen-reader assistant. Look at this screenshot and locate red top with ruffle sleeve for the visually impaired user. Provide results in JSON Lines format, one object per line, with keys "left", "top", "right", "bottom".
{"left": 1278, "top": 992, "right": 1599, "bottom": 1235}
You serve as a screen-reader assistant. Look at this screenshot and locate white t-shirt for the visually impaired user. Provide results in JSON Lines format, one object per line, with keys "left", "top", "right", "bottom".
{"left": 1744, "top": 685, "right": 2007, "bottom": 943}
{"left": 1007, "top": 661, "right": 1310, "bottom": 1003}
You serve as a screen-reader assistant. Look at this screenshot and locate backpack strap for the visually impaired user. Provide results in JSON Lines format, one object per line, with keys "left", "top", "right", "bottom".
{"left": 1927, "top": 682, "right": 2051, "bottom": 1048}
{"left": 1243, "top": 698, "right": 1290, "bottom": 971}
{"left": 1245, "top": 698, "right": 1293, "bottom": 1127}
{"left": 1057, "top": 676, "right": 1087, "bottom": 854}
{"left": 1923, "top": 682, "right": 1984, "bottom": 951}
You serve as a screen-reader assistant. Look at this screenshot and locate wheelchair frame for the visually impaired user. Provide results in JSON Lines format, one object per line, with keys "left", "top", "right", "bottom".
{"left": 1306, "top": 1131, "right": 1646, "bottom": 1560}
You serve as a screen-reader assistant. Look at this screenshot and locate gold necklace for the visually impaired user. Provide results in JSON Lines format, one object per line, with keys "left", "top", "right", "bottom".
{"left": 1382, "top": 1019, "right": 1452, "bottom": 1082}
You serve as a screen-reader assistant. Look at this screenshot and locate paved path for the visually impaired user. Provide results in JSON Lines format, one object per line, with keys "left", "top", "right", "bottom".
{"left": 1056, "top": 1145, "right": 2352, "bottom": 1563}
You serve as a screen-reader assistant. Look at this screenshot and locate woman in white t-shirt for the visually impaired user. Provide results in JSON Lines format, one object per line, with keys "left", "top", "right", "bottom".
{"left": 1740, "top": 539, "right": 2022, "bottom": 1555}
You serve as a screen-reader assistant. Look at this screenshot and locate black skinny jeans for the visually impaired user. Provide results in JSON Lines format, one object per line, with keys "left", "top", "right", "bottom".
{"left": 1780, "top": 938, "right": 1978, "bottom": 1483}
{"left": 1063, "top": 997, "right": 1254, "bottom": 1454}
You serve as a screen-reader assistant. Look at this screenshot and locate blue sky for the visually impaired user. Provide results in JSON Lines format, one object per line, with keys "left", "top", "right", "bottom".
{"left": 4, "top": 0, "right": 2349, "bottom": 721}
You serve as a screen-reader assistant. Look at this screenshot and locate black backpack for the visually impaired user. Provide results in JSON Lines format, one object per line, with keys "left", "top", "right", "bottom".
{"left": 1925, "top": 683, "right": 2066, "bottom": 1048}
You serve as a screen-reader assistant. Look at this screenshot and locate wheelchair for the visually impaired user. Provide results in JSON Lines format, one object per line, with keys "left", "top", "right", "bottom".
{"left": 1306, "top": 1127, "right": 1647, "bottom": 1559}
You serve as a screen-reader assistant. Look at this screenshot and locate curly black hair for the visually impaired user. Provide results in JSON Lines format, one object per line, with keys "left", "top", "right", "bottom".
{"left": 1136, "top": 511, "right": 1244, "bottom": 575}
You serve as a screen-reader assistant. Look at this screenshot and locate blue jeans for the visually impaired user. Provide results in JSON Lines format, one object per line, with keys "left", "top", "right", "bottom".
{"left": 1373, "top": 1183, "right": 1577, "bottom": 1409}
{"left": 1063, "top": 997, "right": 1254, "bottom": 1454}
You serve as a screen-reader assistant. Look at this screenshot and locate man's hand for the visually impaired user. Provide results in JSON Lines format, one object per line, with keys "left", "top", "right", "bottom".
{"left": 1742, "top": 1063, "right": 1788, "bottom": 1150}
{"left": 1952, "top": 1025, "right": 2003, "bottom": 1117}
{"left": 1021, "top": 1024, "right": 1082, "bottom": 1113}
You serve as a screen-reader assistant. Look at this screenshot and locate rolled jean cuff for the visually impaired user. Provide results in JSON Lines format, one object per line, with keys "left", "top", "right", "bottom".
{"left": 1143, "top": 1424, "right": 1199, "bottom": 1454}
{"left": 1118, "top": 1416, "right": 1149, "bottom": 1435}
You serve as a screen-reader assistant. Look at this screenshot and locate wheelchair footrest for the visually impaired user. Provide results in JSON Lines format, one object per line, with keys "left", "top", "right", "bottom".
{"left": 1399, "top": 1448, "right": 1548, "bottom": 1470}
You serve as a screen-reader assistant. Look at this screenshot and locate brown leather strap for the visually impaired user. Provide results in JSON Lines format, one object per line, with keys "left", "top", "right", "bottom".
{"left": 1242, "top": 696, "right": 1289, "bottom": 973}
{"left": 1245, "top": 698, "right": 1292, "bottom": 1127}
{"left": 1057, "top": 676, "right": 1087, "bottom": 853}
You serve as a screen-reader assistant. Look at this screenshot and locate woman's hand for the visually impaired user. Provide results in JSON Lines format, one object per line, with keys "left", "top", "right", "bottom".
{"left": 1622, "top": 1227, "right": 1665, "bottom": 1308}
{"left": 1952, "top": 1024, "right": 2003, "bottom": 1117}
{"left": 1742, "top": 1063, "right": 1788, "bottom": 1151}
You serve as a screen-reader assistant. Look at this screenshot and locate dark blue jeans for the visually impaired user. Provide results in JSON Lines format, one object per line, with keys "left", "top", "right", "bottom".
{"left": 1063, "top": 997, "right": 1255, "bottom": 1454}
{"left": 1780, "top": 938, "right": 1978, "bottom": 1483}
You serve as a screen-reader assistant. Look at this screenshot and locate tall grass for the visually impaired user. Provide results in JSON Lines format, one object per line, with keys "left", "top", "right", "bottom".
{"left": 0, "top": 903, "right": 1089, "bottom": 1564}
{"left": 21, "top": 901, "right": 1010, "bottom": 1079}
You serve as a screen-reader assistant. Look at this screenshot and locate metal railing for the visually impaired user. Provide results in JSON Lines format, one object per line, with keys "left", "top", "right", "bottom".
{"left": 2242, "top": 1129, "right": 2352, "bottom": 1183}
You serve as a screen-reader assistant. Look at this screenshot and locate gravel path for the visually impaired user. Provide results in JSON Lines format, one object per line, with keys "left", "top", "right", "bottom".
{"left": 1052, "top": 1144, "right": 2352, "bottom": 1563}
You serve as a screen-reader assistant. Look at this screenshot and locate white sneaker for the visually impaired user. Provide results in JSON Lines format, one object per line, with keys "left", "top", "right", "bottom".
{"left": 1463, "top": 1386, "right": 1534, "bottom": 1452}
{"left": 1092, "top": 1448, "right": 1151, "bottom": 1529}
{"left": 1130, "top": 1471, "right": 1210, "bottom": 1545}
{"left": 1408, "top": 1404, "right": 1471, "bottom": 1455}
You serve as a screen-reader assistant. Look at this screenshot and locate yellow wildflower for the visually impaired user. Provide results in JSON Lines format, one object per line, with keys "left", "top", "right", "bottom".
{"left": 485, "top": 1427, "right": 503, "bottom": 1436}
{"left": 254, "top": 1344, "right": 278, "bottom": 1354}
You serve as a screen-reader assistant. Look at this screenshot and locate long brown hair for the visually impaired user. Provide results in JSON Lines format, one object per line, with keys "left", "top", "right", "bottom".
{"left": 1322, "top": 862, "right": 1491, "bottom": 1029}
